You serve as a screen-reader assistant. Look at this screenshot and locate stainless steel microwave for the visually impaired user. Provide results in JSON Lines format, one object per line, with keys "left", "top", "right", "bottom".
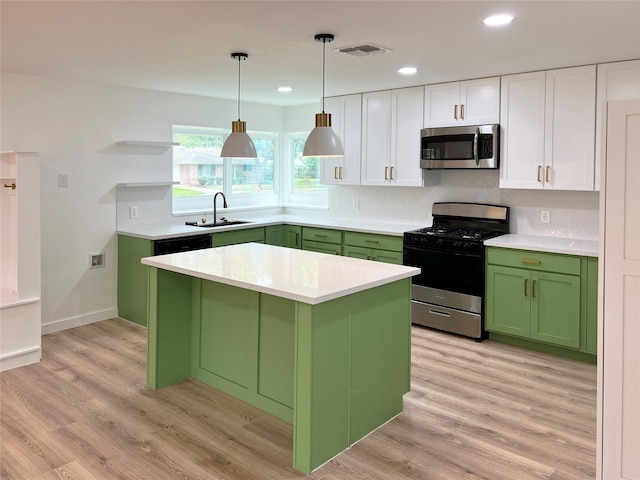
{"left": 420, "top": 124, "right": 499, "bottom": 169}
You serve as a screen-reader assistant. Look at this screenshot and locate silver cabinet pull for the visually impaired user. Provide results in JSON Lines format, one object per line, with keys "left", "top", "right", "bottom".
{"left": 429, "top": 309, "right": 451, "bottom": 317}
{"left": 460, "top": 104, "right": 465, "bottom": 119}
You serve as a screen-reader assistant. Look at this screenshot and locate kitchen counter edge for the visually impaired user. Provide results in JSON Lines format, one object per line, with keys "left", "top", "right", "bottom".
{"left": 484, "top": 234, "right": 599, "bottom": 257}
{"left": 117, "top": 215, "right": 426, "bottom": 240}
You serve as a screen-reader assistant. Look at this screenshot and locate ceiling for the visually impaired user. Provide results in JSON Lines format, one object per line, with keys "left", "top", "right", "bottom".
{"left": 1, "top": 1, "right": 639, "bottom": 107}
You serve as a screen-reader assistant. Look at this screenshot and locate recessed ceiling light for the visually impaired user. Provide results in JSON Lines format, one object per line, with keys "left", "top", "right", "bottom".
{"left": 398, "top": 67, "right": 418, "bottom": 75}
{"left": 483, "top": 14, "right": 514, "bottom": 26}
{"left": 277, "top": 86, "right": 293, "bottom": 93}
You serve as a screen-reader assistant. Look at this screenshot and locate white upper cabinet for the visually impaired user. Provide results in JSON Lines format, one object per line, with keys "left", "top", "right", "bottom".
{"left": 544, "top": 65, "right": 596, "bottom": 191}
{"left": 320, "top": 94, "right": 362, "bottom": 185}
{"left": 500, "top": 66, "right": 596, "bottom": 191}
{"left": 595, "top": 60, "right": 640, "bottom": 190}
{"left": 500, "top": 71, "right": 546, "bottom": 189}
{"left": 424, "top": 77, "right": 500, "bottom": 128}
{"left": 361, "top": 86, "right": 424, "bottom": 186}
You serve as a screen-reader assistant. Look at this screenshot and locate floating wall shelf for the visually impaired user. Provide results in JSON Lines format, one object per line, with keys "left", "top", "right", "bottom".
{"left": 116, "top": 141, "right": 180, "bottom": 148}
{"left": 117, "top": 181, "right": 179, "bottom": 187}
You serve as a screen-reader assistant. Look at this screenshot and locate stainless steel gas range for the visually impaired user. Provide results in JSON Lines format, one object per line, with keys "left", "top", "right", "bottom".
{"left": 403, "top": 202, "right": 510, "bottom": 340}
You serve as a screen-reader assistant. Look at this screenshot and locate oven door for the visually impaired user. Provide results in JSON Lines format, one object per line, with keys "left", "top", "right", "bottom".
{"left": 403, "top": 244, "right": 485, "bottom": 297}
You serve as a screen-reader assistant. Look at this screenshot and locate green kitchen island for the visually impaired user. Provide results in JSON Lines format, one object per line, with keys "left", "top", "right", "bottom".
{"left": 141, "top": 243, "right": 419, "bottom": 473}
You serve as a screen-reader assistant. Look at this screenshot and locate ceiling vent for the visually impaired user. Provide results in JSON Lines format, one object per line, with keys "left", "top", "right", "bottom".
{"left": 335, "top": 43, "right": 391, "bottom": 57}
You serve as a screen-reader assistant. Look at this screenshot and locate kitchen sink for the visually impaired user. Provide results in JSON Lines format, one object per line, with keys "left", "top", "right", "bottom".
{"left": 195, "top": 220, "right": 251, "bottom": 228}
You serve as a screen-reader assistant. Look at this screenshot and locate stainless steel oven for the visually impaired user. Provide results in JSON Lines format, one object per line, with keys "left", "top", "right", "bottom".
{"left": 403, "top": 202, "right": 509, "bottom": 339}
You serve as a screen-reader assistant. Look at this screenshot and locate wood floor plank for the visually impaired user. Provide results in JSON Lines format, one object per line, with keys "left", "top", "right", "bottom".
{"left": 0, "top": 318, "right": 596, "bottom": 479}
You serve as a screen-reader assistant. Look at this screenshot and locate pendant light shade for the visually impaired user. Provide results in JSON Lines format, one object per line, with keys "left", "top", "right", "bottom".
{"left": 303, "top": 33, "right": 344, "bottom": 157}
{"left": 221, "top": 53, "right": 257, "bottom": 158}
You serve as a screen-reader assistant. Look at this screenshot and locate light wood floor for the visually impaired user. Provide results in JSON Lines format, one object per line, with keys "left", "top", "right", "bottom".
{"left": 0, "top": 318, "right": 596, "bottom": 480}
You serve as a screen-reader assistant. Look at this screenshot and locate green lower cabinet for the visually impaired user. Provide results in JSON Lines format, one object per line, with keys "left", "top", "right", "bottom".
{"left": 147, "top": 268, "right": 411, "bottom": 474}
{"left": 284, "top": 225, "right": 302, "bottom": 249}
{"left": 301, "top": 227, "right": 342, "bottom": 254}
{"left": 485, "top": 265, "right": 531, "bottom": 337}
{"left": 343, "top": 244, "right": 403, "bottom": 265}
{"left": 342, "top": 231, "right": 404, "bottom": 264}
{"left": 302, "top": 240, "right": 341, "bottom": 255}
{"left": 485, "top": 247, "right": 596, "bottom": 361}
{"left": 265, "top": 225, "right": 284, "bottom": 246}
{"left": 211, "top": 227, "right": 265, "bottom": 246}
{"left": 530, "top": 271, "right": 581, "bottom": 349}
{"left": 585, "top": 258, "right": 598, "bottom": 354}
{"left": 117, "top": 235, "right": 153, "bottom": 326}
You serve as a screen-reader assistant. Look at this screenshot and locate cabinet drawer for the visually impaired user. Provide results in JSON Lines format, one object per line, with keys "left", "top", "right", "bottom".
{"left": 487, "top": 247, "right": 581, "bottom": 275}
{"left": 343, "top": 231, "right": 402, "bottom": 252}
{"left": 302, "top": 240, "right": 342, "bottom": 255}
{"left": 302, "top": 227, "right": 342, "bottom": 244}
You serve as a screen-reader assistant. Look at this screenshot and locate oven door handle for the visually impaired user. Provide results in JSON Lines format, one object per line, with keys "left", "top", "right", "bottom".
{"left": 429, "top": 309, "right": 451, "bottom": 318}
{"left": 473, "top": 127, "right": 480, "bottom": 166}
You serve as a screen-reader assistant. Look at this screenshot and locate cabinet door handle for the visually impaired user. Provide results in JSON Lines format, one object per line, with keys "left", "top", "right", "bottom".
{"left": 334, "top": 166, "right": 338, "bottom": 179}
{"left": 364, "top": 239, "right": 380, "bottom": 244}
{"left": 537, "top": 165, "right": 542, "bottom": 182}
{"left": 521, "top": 259, "right": 541, "bottom": 265}
{"left": 384, "top": 166, "right": 389, "bottom": 180}
{"left": 390, "top": 166, "right": 394, "bottom": 180}
{"left": 545, "top": 166, "right": 550, "bottom": 183}
{"left": 532, "top": 280, "right": 537, "bottom": 298}
{"left": 295, "top": 233, "right": 300, "bottom": 245}
{"left": 460, "top": 104, "right": 465, "bottom": 120}
{"left": 339, "top": 166, "right": 343, "bottom": 179}
{"left": 524, "top": 278, "right": 528, "bottom": 296}
{"left": 454, "top": 104, "right": 458, "bottom": 120}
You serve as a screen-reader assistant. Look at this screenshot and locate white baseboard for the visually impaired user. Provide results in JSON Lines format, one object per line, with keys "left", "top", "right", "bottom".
{"left": 41, "top": 307, "right": 118, "bottom": 335}
{"left": 0, "top": 346, "right": 41, "bottom": 372}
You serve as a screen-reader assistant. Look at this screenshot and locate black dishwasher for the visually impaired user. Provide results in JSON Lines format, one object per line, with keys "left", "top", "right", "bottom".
{"left": 153, "top": 234, "right": 211, "bottom": 255}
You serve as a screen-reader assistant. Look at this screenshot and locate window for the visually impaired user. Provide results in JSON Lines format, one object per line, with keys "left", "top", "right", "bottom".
{"left": 287, "top": 132, "right": 328, "bottom": 207}
{"left": 172, "top": 126, "right": 278, "bottom": 214}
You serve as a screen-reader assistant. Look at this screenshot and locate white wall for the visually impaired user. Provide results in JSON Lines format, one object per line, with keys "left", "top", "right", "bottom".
{"left": 0, "top": 72, "right": 284, "bottom": 332}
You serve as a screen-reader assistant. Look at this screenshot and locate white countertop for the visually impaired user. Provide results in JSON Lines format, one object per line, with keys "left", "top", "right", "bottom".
{"left": 484, "top": 234, "right": 599, "bottom": 257}
{"left": 141, "top": 243, "right": 420, "bottom": 305}
{"left": 117, "top": 214, "right": 426, "bottom": 240}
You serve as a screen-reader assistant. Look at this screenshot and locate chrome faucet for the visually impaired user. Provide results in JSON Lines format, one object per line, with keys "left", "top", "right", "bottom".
{"left": 213, "top": 191, "right": 228, "bottom": 226}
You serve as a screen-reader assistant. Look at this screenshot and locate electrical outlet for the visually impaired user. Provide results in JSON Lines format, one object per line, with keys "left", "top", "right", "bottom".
{"left": 129, "top": 206, "right": 139, "bottom": 219}
{"left": 541, "top": 210, "right": 550, "bottom": 224}
{"left": 352, "top": 200, "right": 360, "bottom": 211}
{"left": 58, "top": 173, "right": 69, "bottom": 187}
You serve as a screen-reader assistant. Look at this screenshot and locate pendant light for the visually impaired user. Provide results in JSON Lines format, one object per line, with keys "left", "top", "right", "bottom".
{"left": 221, "top": 52, "right": 257, "bottom": 158}
{"left": 302, "top": 33, "right": 344, "bottom": 157}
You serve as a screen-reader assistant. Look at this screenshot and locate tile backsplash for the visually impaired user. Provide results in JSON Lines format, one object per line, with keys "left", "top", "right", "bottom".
{"left": 328, "top": 170, "right": 600, "bottom": 240}
{"left": 117, "top": 170, "right": 600, "bottom": 240}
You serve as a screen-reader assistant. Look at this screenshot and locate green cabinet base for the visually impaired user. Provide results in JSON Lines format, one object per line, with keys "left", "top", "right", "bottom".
{"left": 146, "top": 268, "right": 411, "bottom": 474}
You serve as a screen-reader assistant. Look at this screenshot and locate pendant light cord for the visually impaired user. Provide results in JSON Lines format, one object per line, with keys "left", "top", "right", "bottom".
{"left": 237, "top": 56, "right": 241, "bottom": 121}
{"left": 321, "top": 38, "right": 326, "bottom": 114}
